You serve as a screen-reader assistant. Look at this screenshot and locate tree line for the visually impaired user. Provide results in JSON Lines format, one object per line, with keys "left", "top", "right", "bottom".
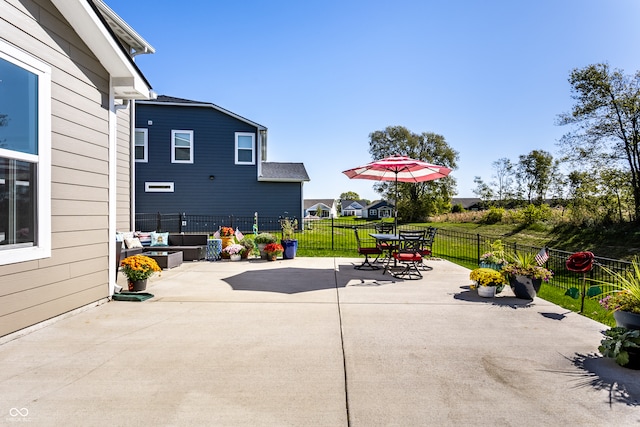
{"left": 473, "top": 63, "right": 640, "bottom": 224}
{"left": 355, "top": 63, "right": 640, "bottom": 225}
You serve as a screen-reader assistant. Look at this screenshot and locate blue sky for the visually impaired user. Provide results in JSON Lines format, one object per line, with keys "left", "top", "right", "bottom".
{"left": 108, "top": 0, "right": 640, "bottom": 201}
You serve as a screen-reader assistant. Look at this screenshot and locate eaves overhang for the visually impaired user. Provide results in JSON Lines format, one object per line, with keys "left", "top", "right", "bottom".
{"left": 50, "top": 0, "right": 153, "bottom": 99}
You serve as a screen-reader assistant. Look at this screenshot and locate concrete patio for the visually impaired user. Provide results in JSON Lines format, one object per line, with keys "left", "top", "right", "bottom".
{"left": 1, "top": 257, "right": 639, "bottom": 426}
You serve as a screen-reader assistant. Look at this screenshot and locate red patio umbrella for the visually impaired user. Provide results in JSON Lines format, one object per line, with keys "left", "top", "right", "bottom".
{"left": 342, "top": 155, "right": 452, "bottom": 229}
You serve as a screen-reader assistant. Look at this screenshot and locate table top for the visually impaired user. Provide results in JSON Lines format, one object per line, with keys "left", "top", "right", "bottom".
{"left": 369, "top": 233, "right": 400, "bottom": 241}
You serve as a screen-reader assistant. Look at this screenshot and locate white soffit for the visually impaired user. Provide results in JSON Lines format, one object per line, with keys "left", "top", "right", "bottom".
{"left": 50, "top": 0, "right": 152, "bottom": 99}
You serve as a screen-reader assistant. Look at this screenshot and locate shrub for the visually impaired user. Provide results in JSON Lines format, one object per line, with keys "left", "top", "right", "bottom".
{"left": 482, "top": 206, "right": 504, "bottom": 224}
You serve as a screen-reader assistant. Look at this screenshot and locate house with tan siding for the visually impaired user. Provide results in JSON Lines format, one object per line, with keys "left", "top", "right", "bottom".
{"left": 0, "top": 0, "right": 154, "bottom": 338}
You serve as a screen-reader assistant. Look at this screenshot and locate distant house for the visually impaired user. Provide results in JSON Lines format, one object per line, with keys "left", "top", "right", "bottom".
{"left": 451, "top": 198, "right": 483, "bottom": 211}
{"left": 134, "top": 96, "right": 310, "bottom": 224}
{"left": 304, "top": 199, "right": 337, "bottom": 218}
{"left": 341, "top": 200, "right": 367, "bottom": 217}
{"left": 363, "top": 200, "right": 394, "bottom": 220}
{"left": 0, "top": 0, "right": 154, "bottom": 337}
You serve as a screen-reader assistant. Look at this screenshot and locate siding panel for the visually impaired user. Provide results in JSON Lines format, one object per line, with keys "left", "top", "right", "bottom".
{"left": 0, "top": 0, "right": 119, "bottom": 337}
{"left": 135, "top": 103, "right": 305, "bottom": 220}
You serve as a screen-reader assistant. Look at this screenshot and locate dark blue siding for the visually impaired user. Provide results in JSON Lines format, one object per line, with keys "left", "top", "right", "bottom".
{"left": 135, "top": 103, "right": 304, "bottom": 219}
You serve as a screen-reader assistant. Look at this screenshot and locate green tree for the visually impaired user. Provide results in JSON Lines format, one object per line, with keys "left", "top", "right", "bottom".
{"left": 516, "top": 150, "right": 554, "bottom": 204}
{"left": 491, "top": 158, "right": 514, "bottom": 203}
{"left": 368, "top": 126, "right": 458, "bottom": 221}
{"left": 558, "top": 63, "right": 640, "bottom": 221}
{"left": 339, "top": 191, "right": 360, "bottom": 201}
{"left": 472, "top": 176, "right": 493, "bottom": 203}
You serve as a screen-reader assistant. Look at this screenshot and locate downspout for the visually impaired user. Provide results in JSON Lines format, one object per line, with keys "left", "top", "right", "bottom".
{"left": 109, "top": 86, "right": 120, "bottom": 296}
{"left": 130, "top": 100, "right": 136, "bottom": 231}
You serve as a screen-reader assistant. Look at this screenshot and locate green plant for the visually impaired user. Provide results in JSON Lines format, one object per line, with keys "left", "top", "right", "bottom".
{"left": 240, "top": 237, "right": 255, "bottom": 253}
{"left": 281, "top": 217, "right": 298, "bottom": 240}
{"left": 502, "top": 251, "right": 553, "bottom": 281}
{"left": 599, "top": 327, "right": 640, "bottom": 367}
{"left": 254, "top": 233, "right": 277, "bottom": 244}
{"left": 469, "top": 268, "right": 506, "bottom": 287}
{"left": 482, "top": 206, "right": 504, "bottom": 224}
{"left": 479, "top": 239, "right": 506, "bottom": 265}
{"left": 592, "top": 256, "right": 640, "bottom": 314}
{"left": 120, "top": 255, "right": 161, "bottom": 281}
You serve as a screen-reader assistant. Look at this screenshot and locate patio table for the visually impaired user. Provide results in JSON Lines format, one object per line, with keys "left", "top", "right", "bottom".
{"left": 370, "top": 233, "right": 400, "bottom": 274}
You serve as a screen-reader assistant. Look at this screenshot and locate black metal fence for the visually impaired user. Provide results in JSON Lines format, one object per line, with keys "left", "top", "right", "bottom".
{"left": 136, "top": 213, "right": 630, "bottom": 292}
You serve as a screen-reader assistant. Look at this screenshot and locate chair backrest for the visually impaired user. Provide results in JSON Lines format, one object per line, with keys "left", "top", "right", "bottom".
{"left": 375, "top": 223, "right": 394, "bottom": 234}
{"left": 398, "top": 230, "right": 425, "bottom": 253}
{"left": 353, "top": 227, "right": 363, "bottom": 249}
{"left": 423, "top": 227, "right": 437, "bottom": 247}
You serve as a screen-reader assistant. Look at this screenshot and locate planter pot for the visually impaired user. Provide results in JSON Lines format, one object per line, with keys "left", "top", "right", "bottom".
{"left": 267, "top": 253, "right": 279, "bottom": 261}
{"left": 282, "top": 239, "right": 298, "bottom": 259}
{"left": 257, "top": 243, "right": 267, "bottom": 259}
{"left": 127, "top": 278, "right": 147, "bottom": 292}
{"left": 509, "top": 275, "right": 542, "bottom": 300}
{"left": 613, "top": 310, "right": 640, "bottom": 330}
{"left": 625, "top": 348, "right": 640, "bottom": 370}
{"left": 479, "top": 262, "right": 504, "bottom": 271}
{"left": 221, "top": 236, "right": 234, "bottom": 249}
{"left": 478, "top": 285, "right": 496, "bottom": 298}
{"left": 230, "top": 254, "right": 241, "bottom": 261}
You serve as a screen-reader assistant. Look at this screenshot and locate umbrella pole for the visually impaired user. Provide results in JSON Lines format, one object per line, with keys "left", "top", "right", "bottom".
{"left": 394, "top": 174, "right": 398, "bottom": 233}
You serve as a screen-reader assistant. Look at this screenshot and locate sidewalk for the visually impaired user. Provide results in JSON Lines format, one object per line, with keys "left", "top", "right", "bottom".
{"left": 0, "top": 257, "right": 638, "bottom": 426}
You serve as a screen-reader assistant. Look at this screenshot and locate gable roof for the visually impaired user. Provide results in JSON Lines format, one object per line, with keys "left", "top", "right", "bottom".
{"left": 304, "top": 199, "right": 335, "bottom": 210}
{"left": 366, "top": 200, "right": 394, "bottom": 209}
{"left": 51, "top": 0, "right": 153, "bottom": 99}
{"left": 342, "top": 200, "right": 366, "bottom": 210}
{"left": 260, "top": 162, "right": 309, "bottom": 182}
{"left": 138, "top": 95, "right": 266, "bottom": 130}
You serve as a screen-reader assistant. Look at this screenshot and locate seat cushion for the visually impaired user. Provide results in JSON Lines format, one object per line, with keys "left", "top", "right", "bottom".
{"left": 394, "top": 252, "right": 422, "bottom": 262}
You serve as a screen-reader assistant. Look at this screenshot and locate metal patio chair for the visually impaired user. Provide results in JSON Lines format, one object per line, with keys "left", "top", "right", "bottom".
{"left": 391, "top": 230, "right": 426, "bottom": 280}
{"left": 354, "top": 227, "right": 382, "bottom": 270}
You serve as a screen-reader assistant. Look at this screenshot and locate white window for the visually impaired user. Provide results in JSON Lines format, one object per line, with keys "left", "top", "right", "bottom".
{"left": 171, "top": 130, "right": 193, "bottom": 163}
{"left": 145, "top": 182, "right": 174, "bottom": 192}
{"left": 135, "top": 128, "right": 148, "bottom": 162}
{"left": 235, "top": 132, "right": 255, "bottom": 164}
{"left": 0, "top": 40, "right": 52, "bottom": 265}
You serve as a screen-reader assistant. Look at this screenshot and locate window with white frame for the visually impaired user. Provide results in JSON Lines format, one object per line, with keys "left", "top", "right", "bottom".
{"left": 134, "top": 128, "right": 148, "bottom": 162}
{"left": 0, "top": 40, "right": 51, "bottom": 265}
{"left": 171, "top": 130, "right": 193, "bottom": 163}
{"left": 235, "top": 132, "right": 255, "bottom": 164}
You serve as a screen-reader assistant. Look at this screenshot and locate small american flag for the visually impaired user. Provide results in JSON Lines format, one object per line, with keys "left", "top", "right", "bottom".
{"left": 235, "top": 228, "right": 244, "bottom": 241}
{"left": 535, "top": 247, "right": 549, "bottom": 265}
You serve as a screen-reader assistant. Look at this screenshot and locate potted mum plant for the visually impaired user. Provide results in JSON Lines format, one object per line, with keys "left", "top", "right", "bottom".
{"left": 502, "top": 251, "right": 553, "bottom": 300}
{"left": 280, "top": 217, "right": 298, "bottom": 259}
{"left": 469, "top": 267, "right": 507, "bottom": 298}
{"left": 264, "top": 243, "right": 284, "bottom": 261}
{"left": 254, "top": 232, "right": 277, "bottom": 259}
{"left": 593, "top": 255, "right": 640, "bottom": 329}
{"left": 223, "top": 244, "right": 245, "bottom": 261}
{"left": 120, "top": 254, "right": 161, "bottom": 291}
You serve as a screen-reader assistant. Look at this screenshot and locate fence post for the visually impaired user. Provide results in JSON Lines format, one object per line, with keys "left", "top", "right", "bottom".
{"left": 331, "top": 217, "right": 334, "bottom": 250}
{"left": 477, "top": 234, "right": 481, "bottom": 264}
{"left": 156, "top": 212, "right": 162, "bottom": 232}
{"left": 179, "top": 213, "right": 184, "bottom": 233}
